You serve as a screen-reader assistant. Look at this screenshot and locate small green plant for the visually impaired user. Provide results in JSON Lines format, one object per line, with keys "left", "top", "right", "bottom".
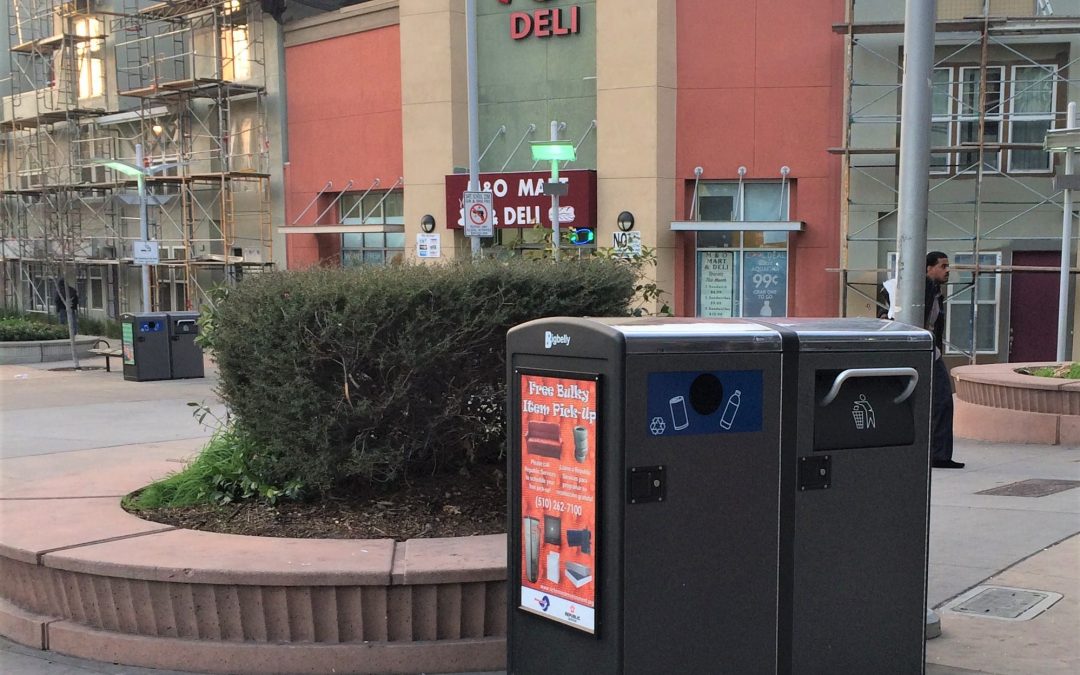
{"left": 79, "top": 314, "right": 123, "bottom": 339}
{"left": 0, "top": 317, "right": 69, "bottom": 341}
{"left": 125, "top": 404, "right": 303, "bottom": 510}
{"left": 1023, "top": 363, "right": 1080, "bottom": 379}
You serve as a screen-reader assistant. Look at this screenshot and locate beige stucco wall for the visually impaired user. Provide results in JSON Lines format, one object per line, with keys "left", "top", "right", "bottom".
{"left": 596, "top": 0, "right": 676, "bottom": 310}
{"left": 400, "top": 0, "right": 469, "bottom": 262}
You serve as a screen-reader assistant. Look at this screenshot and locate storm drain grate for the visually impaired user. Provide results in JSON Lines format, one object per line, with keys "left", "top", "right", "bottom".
{"left": 943, "top": 586, "right": 1063, "bottom": 621}
{"left": 976, "top": 478, "right": 1080, "bottom": 498}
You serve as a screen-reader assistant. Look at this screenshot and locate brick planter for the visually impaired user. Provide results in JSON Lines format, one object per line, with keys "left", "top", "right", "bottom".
{"left": 953, "top": 362, "right": 1080, "bottom": 445}
{"left": 0, "top": 495, "right": 508, "bottom": 674}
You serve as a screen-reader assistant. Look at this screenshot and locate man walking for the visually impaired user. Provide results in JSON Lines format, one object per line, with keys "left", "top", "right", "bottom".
{"left": 925, "top": 252, "right": 964, "bottom": 469}
{"left": 55, "top": 279, "right": 79, "bottom": 337}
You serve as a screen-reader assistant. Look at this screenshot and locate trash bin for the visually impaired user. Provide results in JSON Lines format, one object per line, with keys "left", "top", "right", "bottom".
{"left": 121, "top": 312, "right": 171, "bottom": 382}
{"left": 506, "top": 317, "right": 932, "bottom": 674}
{"left": 167, "top": 311, "right": 204, "bottom": 379}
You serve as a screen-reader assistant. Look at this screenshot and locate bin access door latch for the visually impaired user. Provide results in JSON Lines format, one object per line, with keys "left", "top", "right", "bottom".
{"left": 798, "top": 455, "right": 831, "bottom": 491}
{"left": 628, "top": 465, "right": 665, "bottom": 504}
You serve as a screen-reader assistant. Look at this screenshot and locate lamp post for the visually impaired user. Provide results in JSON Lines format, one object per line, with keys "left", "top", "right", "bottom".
{"left": 530, "top": 131, "right": 576, "bottom": 260}
{"left": 104, "top": 143, "right": 179, "bottom": 313}
{"left": 1044, "top": 101, "right": 1079, "bottom": 362}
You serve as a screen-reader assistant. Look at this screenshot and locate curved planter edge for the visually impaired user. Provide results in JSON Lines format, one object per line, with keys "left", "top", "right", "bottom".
{"left": 0, "top": 336, "right": 102, "bottom": 365}
{"left": 953, "top": 362, "right": 1080, "bottom": 445}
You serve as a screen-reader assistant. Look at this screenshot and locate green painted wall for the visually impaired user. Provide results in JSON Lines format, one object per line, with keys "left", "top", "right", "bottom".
{"left": 476, "top": 0, "right": 597, "bottom": 172}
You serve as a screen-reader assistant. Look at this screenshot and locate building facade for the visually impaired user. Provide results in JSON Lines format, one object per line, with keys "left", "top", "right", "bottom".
{"left": 281, "top": 0, "right": 848, "bottom": 320}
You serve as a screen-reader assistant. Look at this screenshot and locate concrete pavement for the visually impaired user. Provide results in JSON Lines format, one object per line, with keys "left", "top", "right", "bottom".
{"left": 1, "top": 356, "right": 1077, "bottom": 674}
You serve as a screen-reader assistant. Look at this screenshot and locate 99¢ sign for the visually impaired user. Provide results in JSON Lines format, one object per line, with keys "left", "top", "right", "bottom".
{"left": 463, "top": 191, "right": 494, "bottom": 237}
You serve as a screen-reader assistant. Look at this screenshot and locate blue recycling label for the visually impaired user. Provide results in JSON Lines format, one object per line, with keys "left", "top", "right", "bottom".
{"left": 646, "top": 370, "right": 763, "bottom": 437}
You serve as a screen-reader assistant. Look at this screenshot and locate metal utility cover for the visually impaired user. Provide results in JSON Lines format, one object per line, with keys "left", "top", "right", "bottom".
{"left": 944, "top": 585, "right": 1063, "bottom": 621}
{"left": 976, "top": 479, "right": 1080, "bottom": 498}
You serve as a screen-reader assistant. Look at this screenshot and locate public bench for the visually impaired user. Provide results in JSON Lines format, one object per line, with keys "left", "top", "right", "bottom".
{"left": 88, "top": 339, "right": 123, "bottom": 372}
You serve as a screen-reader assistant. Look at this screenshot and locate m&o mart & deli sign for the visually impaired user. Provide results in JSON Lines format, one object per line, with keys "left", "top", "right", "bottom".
{"left": 498, "top": 0, "right": 582, "bottom": 40}
{"left": 445, "top": 170, "right": 597, "bottom": 231}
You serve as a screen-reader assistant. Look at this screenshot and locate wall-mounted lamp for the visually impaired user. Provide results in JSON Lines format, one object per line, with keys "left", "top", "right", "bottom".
{"left": 151, "top": 124, "right": 164, "bottom": 136}
{"left": 737, "top": 166, "right": 748, "bottom": 177}
{"left": 616, "top": 211, "right": 635, "bottom": 232}
{"left": 420, "top": 214, "right": 436, "bottom": 233}
{"left": 780, "top": 165, "right": 791, "bottom": 178}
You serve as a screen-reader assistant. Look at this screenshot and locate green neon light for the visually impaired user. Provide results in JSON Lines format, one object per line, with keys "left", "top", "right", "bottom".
{"left": 530, "top": 141, "right": 577, "bottom": 162}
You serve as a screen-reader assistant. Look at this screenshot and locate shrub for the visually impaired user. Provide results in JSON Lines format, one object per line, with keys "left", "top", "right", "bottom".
{"left": 0, "top": 317, "right": 69, "bottom": 341}
{"left": 80, "top": 314, "right": 123, "bottom": 339}
{"left": 209, "top": 258, "right": 638, "bottom": 495}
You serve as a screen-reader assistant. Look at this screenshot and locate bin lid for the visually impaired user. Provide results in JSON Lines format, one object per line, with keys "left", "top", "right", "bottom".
{"left": 587, "top": 317, "right": 782, "bottom": 353}
{"left": 757, "top": 318, "right": 932, "bottom": 352}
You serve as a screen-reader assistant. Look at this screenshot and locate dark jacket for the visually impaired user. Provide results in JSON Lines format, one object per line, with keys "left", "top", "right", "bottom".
{"left": 924, "top": 277, "right": 945, "bottom": 354}
{"left": 54, "top": 284, "right": 79, "bottom": 313}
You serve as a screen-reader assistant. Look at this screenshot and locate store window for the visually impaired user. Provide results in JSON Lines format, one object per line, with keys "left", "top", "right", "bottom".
{"left": 694, "top": 182, "right": 790, "bottom": 318}
{"left": 342, "top": 232, "right": 405, "bottom": 267}
{"left": 340, "top": 190, "right": 403, "bottom": 226}
{"left": 75, "top": 17, "right": 104, "bottom": 99}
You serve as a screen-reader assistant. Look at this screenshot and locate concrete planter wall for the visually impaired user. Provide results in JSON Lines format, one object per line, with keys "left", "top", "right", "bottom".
{"left": 0, "top": 336, "right": 101, "bottom": 365}
{"left": 953, "top": 362, "right": 1080, "bottom": 445}
{"left": 0, "top": 494, "right": 509, "bottom": 674}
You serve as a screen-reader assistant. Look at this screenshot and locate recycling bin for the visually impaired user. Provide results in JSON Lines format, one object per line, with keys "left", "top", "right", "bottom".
{"left": 167, "top": 311, "right": 205, "bottom": 379}
{"left": 121, "top": 312, "right": 171, "bottom": 382}
{"left": 506, "top": 317, "right": 932, "bottom": 675}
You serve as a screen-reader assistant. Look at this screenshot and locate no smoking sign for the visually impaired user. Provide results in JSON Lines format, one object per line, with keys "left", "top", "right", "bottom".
{"left": 463, "top": 191, "right": 494, "bottom": 237}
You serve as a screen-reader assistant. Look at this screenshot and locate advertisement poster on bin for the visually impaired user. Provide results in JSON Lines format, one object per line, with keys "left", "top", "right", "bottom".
{"left": 519, "top": 371, "right": 599, "bottom": 633}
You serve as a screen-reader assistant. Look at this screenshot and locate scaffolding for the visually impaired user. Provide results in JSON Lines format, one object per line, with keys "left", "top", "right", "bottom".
{"left": 835, "top": 0, "right": 1080, "bottom": 363}
{"left": 0, "top": 0, "right": 273, "bottom": 317}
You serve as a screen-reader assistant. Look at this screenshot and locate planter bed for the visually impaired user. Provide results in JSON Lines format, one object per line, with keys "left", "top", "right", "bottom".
{"left": 953, "top": 362, "right": 1080, "bottom": 445}
{"left": 0, "top": 336, "right": 102, "bottom": 365}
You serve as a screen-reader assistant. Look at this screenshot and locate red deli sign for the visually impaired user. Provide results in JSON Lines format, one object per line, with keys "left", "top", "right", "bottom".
{"left": 445, "top": 170, "right": 597, "bottom": 230}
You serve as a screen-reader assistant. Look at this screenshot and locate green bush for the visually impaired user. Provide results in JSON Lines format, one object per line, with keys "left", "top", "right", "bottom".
{"left": 0, "top": 317, "right": 69, "bottom": 341}
{"left": 79, "top": 314, "right": 123, "bottom": 339}
{"left": 209, "top": 258, "right": 638, "bottom": 495}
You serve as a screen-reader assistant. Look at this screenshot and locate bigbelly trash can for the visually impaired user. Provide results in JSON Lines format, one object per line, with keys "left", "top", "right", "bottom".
{"left": 506, "top": 317, "right": 933, "bottom": 674}
{"left": 167, "top": 311, "right": 205, "bottom": 379}
{"left": 121, "top": 312, "right": 171, "bottom": 382}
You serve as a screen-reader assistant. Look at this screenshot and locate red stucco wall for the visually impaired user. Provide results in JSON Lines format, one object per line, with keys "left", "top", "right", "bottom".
{"left": 284, "top": 26, "right": 403, "bottom": 268}
{"left": 675, "top": 0, "right": 846, "bottom": 317}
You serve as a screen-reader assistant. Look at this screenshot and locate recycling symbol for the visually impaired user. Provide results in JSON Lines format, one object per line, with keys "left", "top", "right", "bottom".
{"left": 649, "top": 416, "right": 667, "bottom": 436}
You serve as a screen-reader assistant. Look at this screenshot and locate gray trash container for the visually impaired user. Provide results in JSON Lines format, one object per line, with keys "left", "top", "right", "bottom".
{"left": 122, "top": 312, "right": 171, "bottom": 382}
{"left": 506, "top": 317, "right": 932, "bottom": 675}
{"left": 167, "top": 311, "right": 204, "bottom": 379}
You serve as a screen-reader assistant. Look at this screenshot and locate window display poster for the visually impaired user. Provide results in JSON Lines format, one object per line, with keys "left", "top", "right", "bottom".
{"left": 698, "top": 250, "right": 736, "bottom": 317}
{"left": 742, "top": 250, "right": 787, "bottom": 317}
{"left": 519, "top": 372, "right": 599, "bottom": 634}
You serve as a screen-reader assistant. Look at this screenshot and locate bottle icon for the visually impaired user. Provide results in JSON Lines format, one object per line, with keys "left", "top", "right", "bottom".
{"left": 720, "top": 390, "right": 741, "bottom": 430}
{"left": 760, "top": 299, "right": 773, "bottom": 317}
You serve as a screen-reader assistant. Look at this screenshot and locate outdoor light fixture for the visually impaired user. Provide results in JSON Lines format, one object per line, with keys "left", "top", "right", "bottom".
{"left": 151, "top": 123, "right": 164, "bottom": 136}
{"left": 420, "top": 214, "right": 436, "bottom": 233}
{"left": 1044, "top": 128, "right": 1080, "bottom": 152}
{"left": 617, "top": 211, "right": 635, "bottom": 232}
{"left": 103, "top": 160, "right": 145, "bottom": 177}
{"left": 530, "top": 140, "right": 577, "bottom": 163}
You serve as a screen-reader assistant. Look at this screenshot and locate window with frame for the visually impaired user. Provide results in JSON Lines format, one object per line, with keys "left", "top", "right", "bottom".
{"left": 946, "top": 252, "right": 1001, "bottom": 355}
{"left": 86, "top": 266, "right": 105, "bottom": 311}
{"left": 75, "top": 17, "right": 104, "bottom": 100}
{"left": 931, "top": 63, "right": 1057, "bottom": 175}
{"left": 340, "top": 190, "right": 404, "bottom": 226}
{"left": 694, "top": 181, "right": 790, "bottom": 318}
{"left": 156, "top": 248, "right": 187, "bottom": 312}
{"left": 342, "top": 232, "right": 405, "bottom": 267}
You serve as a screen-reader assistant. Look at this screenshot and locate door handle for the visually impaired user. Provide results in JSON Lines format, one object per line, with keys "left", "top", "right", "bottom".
{"left": 820, "top": 367, "right": 919, "bottom": 407}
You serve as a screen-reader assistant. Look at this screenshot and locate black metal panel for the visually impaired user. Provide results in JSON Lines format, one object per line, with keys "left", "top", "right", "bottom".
{"left": 167, "top": 311, "right": 205, "bottom": 379}
{"left": 622, "top": 352, "right": 783, "bottom": 675}
{"left": 122, "top": 313, "right": 172, "bottom": 382}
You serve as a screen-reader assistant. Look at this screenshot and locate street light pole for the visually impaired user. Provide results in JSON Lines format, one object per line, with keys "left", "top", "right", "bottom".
{"left": 135, "top": 143, "right": 151, "bottom": 313}
{"left": 466, "top": 0, "right": 482, "bottom": 258}
{"left": 1057, "top": 102, "right": 1076, "bottom": 362}
{"left": 549, "top": 120, "right": 560, "bottom": 261}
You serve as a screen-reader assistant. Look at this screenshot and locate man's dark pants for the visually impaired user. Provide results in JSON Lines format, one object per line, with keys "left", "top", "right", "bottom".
{"left": 931, "top": 356, "right": 954, "bottom": 461}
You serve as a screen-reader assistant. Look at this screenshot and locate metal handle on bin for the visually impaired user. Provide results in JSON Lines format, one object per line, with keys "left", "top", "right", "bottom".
{"left": 819, "top": 367, "right": 919, "bottom": 407}
{"left": 176, "top": 320, "right": 196, "bottom": 329}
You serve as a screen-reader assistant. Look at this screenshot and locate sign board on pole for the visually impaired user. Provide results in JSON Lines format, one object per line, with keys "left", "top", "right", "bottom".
{"left": 463, "top": 191, "right": 495, "bottom": 237}
{"left": 133, "top": 240, "right": 160, "bottom": 266}
{"left": 611, "top": 231, "right": 642, "bottom": 258}
{"left": 417, "top": 233, "right": 442, "bottom": 259}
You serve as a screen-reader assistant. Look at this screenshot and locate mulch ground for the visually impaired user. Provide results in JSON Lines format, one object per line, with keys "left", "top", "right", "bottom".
{"left": 131, "top": 466, "right": 509, "bottom": 541}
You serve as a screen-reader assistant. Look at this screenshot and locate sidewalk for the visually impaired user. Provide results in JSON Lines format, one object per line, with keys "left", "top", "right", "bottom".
{"left": 0, "top": 358, "right": 1077, "bottom": 674}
